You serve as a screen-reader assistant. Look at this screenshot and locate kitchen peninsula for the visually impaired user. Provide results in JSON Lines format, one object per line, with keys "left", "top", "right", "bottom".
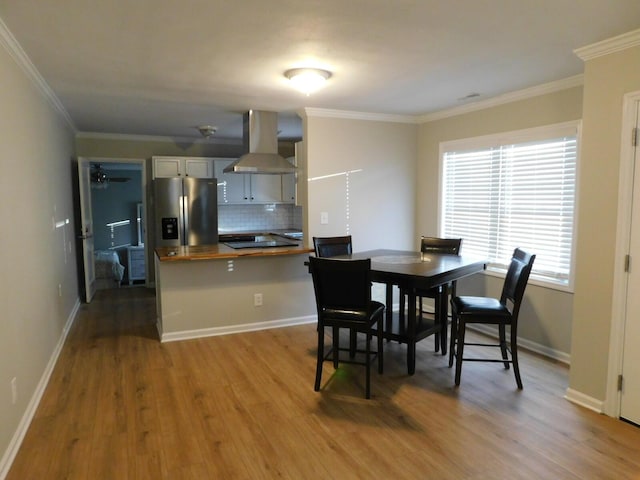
{"left": 154, "top": 242, "right": 316, "bottom": 342}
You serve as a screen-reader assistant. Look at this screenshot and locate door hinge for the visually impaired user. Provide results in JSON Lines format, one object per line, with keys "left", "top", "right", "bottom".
{"left": 633, "top": 127, "right": 639, "bottom": 147}
{"left": 624, "top": 254, "right": 631, "bottom": 272}
{"left": 618, "top": 374, "right": 624, "bottom": 391}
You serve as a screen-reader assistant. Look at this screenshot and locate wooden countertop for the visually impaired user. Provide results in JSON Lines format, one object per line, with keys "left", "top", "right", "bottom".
{"left": 155, "top": 243, "right": 313, "bottom": 262}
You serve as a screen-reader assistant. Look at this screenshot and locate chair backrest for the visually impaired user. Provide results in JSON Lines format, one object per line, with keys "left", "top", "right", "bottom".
{"left": 308, "top": 256, "right": 372, "bottom": 320}
{"left": 420, "top": 237, "right": 462, "bottom": 255}
{"left": 313, "top": 235, "right": 353, "bottom": 258}
{"left": 500, "top": 248, "right": 536, "bottom": 317}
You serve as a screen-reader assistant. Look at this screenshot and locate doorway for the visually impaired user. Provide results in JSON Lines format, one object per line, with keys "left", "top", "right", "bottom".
{"left": 609, "top": 92, "right": 640, "bottom": 424}
{"left": 77, "top": 157, "right": 147, "bottom": 301}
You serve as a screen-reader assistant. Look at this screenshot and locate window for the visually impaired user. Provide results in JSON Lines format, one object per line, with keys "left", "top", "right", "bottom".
{"left": 440, "top": 122, "right": 579, "bottom": 288}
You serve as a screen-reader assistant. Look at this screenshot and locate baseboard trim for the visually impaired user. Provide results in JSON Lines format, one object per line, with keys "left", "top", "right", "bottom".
{"left": 564, "top": 388, "right": 605, "bottom": 413}
{"left": 160, "top": 315, "right": 317, "bottom": 343}
{"left": 0, "top": 299, "right": 80, "bottom": 480}
{"left": 467, "top": 324, "right": 571, "bottom": 365}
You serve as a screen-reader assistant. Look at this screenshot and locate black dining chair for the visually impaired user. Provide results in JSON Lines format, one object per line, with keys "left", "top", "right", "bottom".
{"left": 309, "top": 256, "right": 384, "bottom": 399}
{"left": 449, "top": 248, "right": 535, "bottom": 389}
{"left": 313, "top": 235, "right": 358, "bottom": 355}
{"left": 399, "top": 237, "right": 462, "bottom": 353}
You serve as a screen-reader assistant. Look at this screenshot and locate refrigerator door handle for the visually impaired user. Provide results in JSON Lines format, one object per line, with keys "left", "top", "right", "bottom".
{"left": 180, "top": 195, "right": 188, "bottom": 244}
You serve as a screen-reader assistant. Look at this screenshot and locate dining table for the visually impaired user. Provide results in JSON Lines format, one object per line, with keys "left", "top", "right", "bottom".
{"left": 333, "top": 249, "right": 486, "bottom": 375}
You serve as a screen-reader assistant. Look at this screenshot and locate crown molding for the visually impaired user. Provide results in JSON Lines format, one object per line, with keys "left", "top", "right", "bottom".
{"left": 300, "top": 75, "right": 583, "bottom": 126}
{"left": 300, "top": 107, "right": 418, "bottom": 124}
{"left": 419, "top": 75, "right": 584, "bottom": 123}
{"left": 0, "top": 17, "right": 76, "bottom": 132}
{"left": 76, "top": 131, "right": 243, "bottom": 145}
{"left": 574, "top": 28, "right": 640, "bottom": 61}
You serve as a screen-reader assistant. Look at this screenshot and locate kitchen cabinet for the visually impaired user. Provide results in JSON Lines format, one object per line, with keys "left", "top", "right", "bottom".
{"left": 282, "top": 173, "right": 296, "bottom": 203}
{"left": 214, "top": 159, "right": 248, "bottom": 204}
{"left": 280, "top": 155, "right": 297, "bottom": 204}
{"left": 152, "top": 156, "right": 214, "bottom": 178}
{"left": 214, "top": 158, "right": 286, "bottom": 204}
{"left": 249, "top": 175, "right": 283, "bottom": 203}
{"left": 127, "top": 245, "right": 145, "bottom": 284}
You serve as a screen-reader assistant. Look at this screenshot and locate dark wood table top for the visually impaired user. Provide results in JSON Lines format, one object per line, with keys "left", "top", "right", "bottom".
{"left": 338, "top": 249, "right": 486, "bottom": 289}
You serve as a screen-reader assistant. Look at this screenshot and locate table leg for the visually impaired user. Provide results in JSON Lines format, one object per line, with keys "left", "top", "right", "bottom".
{"left": 385, "top": 282, "right": 393, "bottom": 341}
{"left": 407, "top": 288, "right": 416, "bottom": 375}
{"left": 438, "top": 284, "right": 448, "bottom": 356}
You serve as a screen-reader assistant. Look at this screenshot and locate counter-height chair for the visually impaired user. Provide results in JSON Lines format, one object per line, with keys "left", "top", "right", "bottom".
{"left": 313, "top": 235, "right": 357, "bottom": 354}
{"left": 399, "top": 237, "right": 462, "bottom": 354}
{"left": 449, "top": 248, "right": 535, "bottom": 389}
{"left": 309, "top": 256, "right": 384, "bottom": 399}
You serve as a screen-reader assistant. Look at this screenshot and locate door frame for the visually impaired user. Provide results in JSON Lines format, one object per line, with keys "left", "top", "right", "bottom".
{"left": 78, "top": 159, "right": 96, "bottom": 302}
{"left": 606, "top": 90, "right": 640, "bottom": 417}
{"left": 77, "top": 156, "right": 147, "bottom": 296}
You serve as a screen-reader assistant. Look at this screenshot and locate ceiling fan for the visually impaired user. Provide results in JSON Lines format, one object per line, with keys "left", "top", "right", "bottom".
{"left": 90, "top": 163, "right": 131, "bottom": 185}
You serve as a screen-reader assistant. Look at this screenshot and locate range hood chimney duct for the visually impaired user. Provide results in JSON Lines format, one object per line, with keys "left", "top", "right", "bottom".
{"left": 223, "top": 110, "right": 296, "bottom": 174}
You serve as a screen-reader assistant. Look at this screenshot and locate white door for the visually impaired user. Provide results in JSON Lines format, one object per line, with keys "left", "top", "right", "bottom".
{"left": 78, "top": 159, "right": 96, "bottom": 302}
{"left": 621, "top": 101, "right": 640, "bottom": 424}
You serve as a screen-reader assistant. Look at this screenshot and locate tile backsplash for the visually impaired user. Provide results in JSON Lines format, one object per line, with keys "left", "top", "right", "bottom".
{"left": 218, "top": 204, "right": 302, "bottom": 233}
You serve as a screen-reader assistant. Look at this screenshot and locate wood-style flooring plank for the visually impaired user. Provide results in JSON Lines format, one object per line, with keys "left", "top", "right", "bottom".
{"left": 6, "top": 287, "right": 640, "bottom": 479}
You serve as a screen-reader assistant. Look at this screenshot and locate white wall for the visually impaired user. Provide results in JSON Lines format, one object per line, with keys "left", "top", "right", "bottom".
{"left": 570, "top": 43, "right": 640, "bottom": 403}
{"left": 302, "top": 112, "right": 417, "bottom": 251}
{"left": 416, "top": 87, "right": 583, "bottom": 359}
{"left": 0, "top": 34, "right": 78, "bottom": 474}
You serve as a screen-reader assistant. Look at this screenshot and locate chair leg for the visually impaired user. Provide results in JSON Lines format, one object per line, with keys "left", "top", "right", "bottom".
{"left": 454, "top": 319, "right": 466, "bottom": 386}
{"left": 499, "top": 324, "right": 510, "bottom": 370}
{"left": 449, "top": 312, "right": 457, "bottom": 367}
{"left": 365, "top": 331, "right": 372, "bottom": 399}
{"left": 349, "top": 328, "right": 357, "bottom": 358}
{"left": 315, "top": 325, "right": 324, "bottom": 391}
{"left": 332, "top": 326, "right": 339, "bottom": 369}
{"left": 377, "top": 319, "right": 384, "bottom": 374}
{"left": 511, "top": 327, "right": 523, "bottom": 389}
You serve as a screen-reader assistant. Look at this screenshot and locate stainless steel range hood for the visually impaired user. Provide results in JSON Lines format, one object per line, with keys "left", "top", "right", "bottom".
{"left": 223, "top": 110, "right": 297, "bottom": 174}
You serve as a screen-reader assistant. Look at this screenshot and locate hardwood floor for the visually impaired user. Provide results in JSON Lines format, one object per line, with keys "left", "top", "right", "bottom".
{"left": 7, "top": 287, "right": 640, "bottom": 479}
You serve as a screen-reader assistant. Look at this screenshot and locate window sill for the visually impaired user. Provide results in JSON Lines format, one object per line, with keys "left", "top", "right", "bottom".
{"left": 482, "top": 267, "right": 574, "bottom": 294}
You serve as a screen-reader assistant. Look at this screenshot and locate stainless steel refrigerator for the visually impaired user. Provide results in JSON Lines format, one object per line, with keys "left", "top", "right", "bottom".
{"left": 153, "top": 177, "right": 218, "bottom": 247}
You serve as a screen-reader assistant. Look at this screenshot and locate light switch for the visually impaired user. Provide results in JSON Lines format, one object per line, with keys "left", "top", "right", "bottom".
{"left": 320, "top": 212, "right": 329, "bottom": 224}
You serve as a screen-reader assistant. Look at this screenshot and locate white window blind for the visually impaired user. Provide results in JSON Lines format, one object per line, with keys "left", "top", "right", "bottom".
{"left": 441, "top": 126, "right": 578, "bottom": 286}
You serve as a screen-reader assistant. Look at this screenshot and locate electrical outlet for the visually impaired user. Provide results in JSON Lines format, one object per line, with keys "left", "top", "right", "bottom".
{"left": 254, "top": 293, "right": 263, "bottom": 307}
{"left": 11, "top": 377, "right": 17, "bottom": 405}
{"left": 320, "top": 211, "right": 329, "bottom": 224}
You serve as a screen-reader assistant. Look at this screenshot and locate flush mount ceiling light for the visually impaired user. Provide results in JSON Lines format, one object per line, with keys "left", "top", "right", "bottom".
{"left": 197, "top": 125, "right": 217, "bottom": 139}
{"left": 284, "top": 68, "right": 332, "bottom": 95}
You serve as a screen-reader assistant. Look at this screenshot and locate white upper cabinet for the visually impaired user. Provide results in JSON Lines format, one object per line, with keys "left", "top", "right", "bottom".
{"left": 281, "top": 156, "right": 297, "bottom": 204}
{"left": 214, "top": 159, "right": 246, "bottom": 204}
{"left": 152, "top": 156, "right": 214, "bottom": 178}
{"left": 248, "top": 175, "right": 283, "bottom": 203}
{"left": 214, "top": 158, "right": 290, "bottom": 204}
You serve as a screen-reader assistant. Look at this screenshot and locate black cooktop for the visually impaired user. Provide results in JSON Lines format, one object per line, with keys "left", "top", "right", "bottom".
{"left": 224, "top": 240, "right": 298, "bottom": 249}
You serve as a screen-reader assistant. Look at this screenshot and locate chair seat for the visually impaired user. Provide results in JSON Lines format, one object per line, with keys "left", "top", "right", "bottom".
{"left": 322, "top": 301, "right": 385, "bottom": 324}
{"left": 452, "top": 296, "right": 512, "bottom": 321}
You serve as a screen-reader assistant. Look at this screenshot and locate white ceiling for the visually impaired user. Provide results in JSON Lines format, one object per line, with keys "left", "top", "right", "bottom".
{"left": 1, "top": 1, "right": 639, "bottom": 140}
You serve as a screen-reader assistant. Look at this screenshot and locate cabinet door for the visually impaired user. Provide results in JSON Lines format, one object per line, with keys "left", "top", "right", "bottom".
{"left": 281, "top": 156, "right": 296, "bottom": 204}
{"left": 250, "top": 175, "right": 283, "bottom": 203}
{"left": 282, "top": 173, "right": 296, "bottom": 203}
{"left": 185, "top": 158, "right": 213, "bottom": 178}
{"left": 153, "top": 157, "right": 182, "bottom": 177}
{"left": 214, "top": 159, "right": 247, "bottom": 204}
